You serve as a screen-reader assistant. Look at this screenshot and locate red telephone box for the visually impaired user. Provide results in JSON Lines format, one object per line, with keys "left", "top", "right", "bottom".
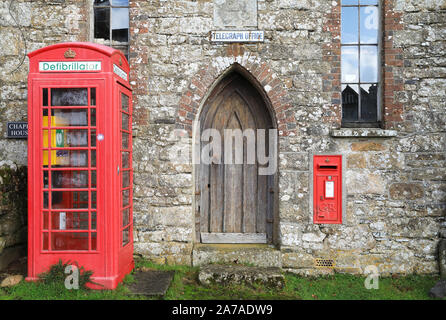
{"left": 26, "top": 42, "right": 133, "bottom": 289}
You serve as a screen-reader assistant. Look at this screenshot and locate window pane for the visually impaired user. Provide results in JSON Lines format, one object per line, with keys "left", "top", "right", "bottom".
{"left": 112, "top": 0, "right": 128, "bottom": 5}
{"left": 90, "top": 88, "right": 96, "bottom": 106}
{"left": 51, "top": 88, "right": 88, "bottom": 106}
{"left": 122, "top": 170, "right": 130, "bottom": 188}
{"left": 51, "top": 212, "right": 89, "bottom": 230}
{"left": 342, "top": 0, "right": 358, "bottom": 4}
{"left": 360, "top": 6, "right": 378, "bottom": 44}
{"left": 122, "top": 227, "right": 130, "bottom": 246}
{"left": 360, "top": 46, "right": 378, "bottom": 82}
{"left": 341, "top": 7, "right": 358, "bottom": 44}
{"left": 90, "top": 109, "right": 96, "bottom": 127}
{"left": 91, "top": 232, "right": 97, "bottom": 250}
{"left": 52, "top": 109, "right": 88, "bottom": 126}
{"left": 122, "top": 152, "right": 130, "bottom": 168}
{"left": 342, "top": 84, "right": 359, "bottom": 121}
{"left": 341, "top": 46, "right": 359, "bottom": 83}
{"left": 94, "top": 0, "right": 110, "bottom": 6}
{"left": 121, "top": 93, "right": 129, "bottom": 112}
{"left": 52, "top": 171, "right": 88, "bottom": 188}
{"left": 52, "top": 191, "right": 89, "bottom": 209}
{"left": 122, "top": 208, "right": 130, "bottom": 227}
{"left": 112, "top": 8, "right": 129, "bottom": 43}
{"left": 360, "top": 84, "right": 378, "bottom": 121}
{"left": 122, "top": 189, "right": 129, "bottom": 207}
{"left": 49, "top": 129, "right": 88, "bottom": 147}
{"left": 122, "top": 113, "right": 129, "bottom": 130}
{"left": 94, "top": 7, "right": 110, "bottom": 40}
{"left": 122, "top": 132, "right": 129, "bottom": 149}
{"left": 91, "top": 170, "right": 97, "bottom": 188}
{"left": 360, "top": 0, "right": 378, "bottom": 4}
{"left": 91, "top": 212, "right": 97, "bottom": 230}
{"left": 43, "top": 88, "right": 48, "bottom": 106}
{"left": 51, "top": 232, "right": 89, "bottom": 251}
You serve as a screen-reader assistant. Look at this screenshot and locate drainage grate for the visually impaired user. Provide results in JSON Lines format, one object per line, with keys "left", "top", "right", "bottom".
{"left": 314, "top": 258, "right": 335, "bottom": 268}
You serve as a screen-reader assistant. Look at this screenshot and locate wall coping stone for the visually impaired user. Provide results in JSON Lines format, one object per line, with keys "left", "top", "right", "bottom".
{"left": 330, "top": 128, "right": 398, "bottom": 138}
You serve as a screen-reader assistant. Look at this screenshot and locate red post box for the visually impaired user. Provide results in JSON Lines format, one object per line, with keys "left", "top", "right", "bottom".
{"left": 313, "top": 155, "right": 342, "bottom": 224}
{"left": 26, "top": 42, "right": 133, "bottom": 289}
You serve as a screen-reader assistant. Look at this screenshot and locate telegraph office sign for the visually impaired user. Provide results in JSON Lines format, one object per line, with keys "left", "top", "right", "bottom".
{"left": 7, "top": 122, "right": 28, "bottom": 138}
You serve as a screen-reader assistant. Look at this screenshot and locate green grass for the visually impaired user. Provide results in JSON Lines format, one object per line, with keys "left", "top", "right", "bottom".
{"left": 0, "top": 258, "right": 443, "bottom": 300}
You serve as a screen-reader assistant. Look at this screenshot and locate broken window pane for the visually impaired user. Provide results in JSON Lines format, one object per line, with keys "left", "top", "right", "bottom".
{"left": 112, "top": 7, "right": 129, "bottom": 43}
{"left": 94, "top": 7, "right": 110, "bottom": 40}
{"left": 342, "top": 84, "right": 359, "bottom": 122}
{"left": 360, "top": 84, "right": 378, "bottom": 122}
{"left": 94, "top": 0, "right": 110, "bottom": 6}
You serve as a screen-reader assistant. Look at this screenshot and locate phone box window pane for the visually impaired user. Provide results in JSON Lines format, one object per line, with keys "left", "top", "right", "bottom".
{"left": 360, "top": 6, "right": 378, "bottom": 44}
{"left": 52, "top": 212, "right": 89, "bottom": 230}
{"left": 50, "top": 129, "right": 88, "bottom": 147}
{"left": 91, "top": 212, "right": 97, "bottom": 230}
{"left": 91, "top": 130, "right": 97, "bottom": 147}
{"left": 43, "top": 171, "right": 49, "bottom": 188}
{"left": 43, "top": 233, "right": 49, "bottom": 250}
{"left": 122, "top": 208, "right": 130, "bottom": 227}
{"left": 52, "top": 171, "right": 88, "bottom": 189}
{"left": 122, "top": 189, "right": 129, "bottom": 207}
{"left": 91, "top": 191, "right": 97, "bottom": 209}
{"left": 91, "top": 170, "right": 97, "bottom": 188}
{"left": 360, "top": 46, "right": 378, "bottom": 82}
{"left": 90, "top": 88, "right": 96, "bottom": 106}
{"left": 121, "top": 93, "right": 129, "bottom": 112}
{"left": 122, "top": 170, "right": 130, "bottom": 188}
{"left": 342, "top": 84, "right": 359, "bottom": 121}
{"left": 91, "top": 150, "right": 97, "bottom": 167}
{"left": 43, "top": 212, "right": 49, "bottom": 230}
{"left": 52, "top": 191, "right": 89, "bottom": 209}
{"left": 51, "top": 88, "right": 88, "bottom": 106}
{"left": 53, "top": 109, "right": 88, "bottom": 126}
{"left": 91, "top": 232, "right": 97, "bottom": 251}
{"left": 90, "top": 109, "right": 96, "bottom": 127}
{"left": 122, "top": 113, "right": 129, "bottom": 131}
{"left": 341, "top": 46, "right": 359, "bottom": 83}
{"left": 341, "top": 7, "right": 359, "bottom": 44}
{"left": 122, "top": 227, "right": 129, "bottom": 246}
{"left": 122, "top": 132, "right": 129, "bottom": 149}
{"left": 43, "top": 88, "right": 48, "bottom": 106}
{"left": 43, "top": 191, "right": 48, "bottom": 209}
{"left": 360, "top": 84, "right": 378, "bottom": 121}
{"left": 122, "top": 152, "right": 130, "bottom": 168}
{"left": 51, "top": 232, "right": 89, "bottom": 251}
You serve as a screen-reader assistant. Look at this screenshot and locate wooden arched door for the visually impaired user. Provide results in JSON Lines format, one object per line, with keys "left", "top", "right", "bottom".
{"left": 197, "top": 73, "right": 274, "bottom": 243}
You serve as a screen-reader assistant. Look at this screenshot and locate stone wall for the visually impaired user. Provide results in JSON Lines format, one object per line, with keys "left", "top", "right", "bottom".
{"left": 129, "top": 0, "right": 445, "bottom": 274}
{"left": 0, "top": 161, "right": 27, "bottom": 270}
{"left": 0, "top": 0, "right": 444, "bottom": 275}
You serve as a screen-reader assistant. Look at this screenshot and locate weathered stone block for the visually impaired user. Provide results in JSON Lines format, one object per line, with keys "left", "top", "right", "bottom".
{"left": 347, "top": 153, "right": 366, "bottom": 168}
{"left": 389, "top": 183, "right": 424, "bottom": 200}
{"left": 351, "top": 142, "right": 386, "bottom": 152}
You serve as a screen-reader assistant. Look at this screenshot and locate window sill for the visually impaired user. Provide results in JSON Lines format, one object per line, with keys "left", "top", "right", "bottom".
{"left": 330, "top": 128, "right": 397, "bottom": 138}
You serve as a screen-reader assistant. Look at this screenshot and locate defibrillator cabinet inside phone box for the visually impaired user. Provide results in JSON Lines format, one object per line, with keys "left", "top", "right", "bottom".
{"left": 26, "top": 42, "right": 133, "bottom": 289}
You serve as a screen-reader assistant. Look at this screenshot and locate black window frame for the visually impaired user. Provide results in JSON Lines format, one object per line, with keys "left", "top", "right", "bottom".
{"left": 92, "top": 0, "right": 130, "bottom": 61}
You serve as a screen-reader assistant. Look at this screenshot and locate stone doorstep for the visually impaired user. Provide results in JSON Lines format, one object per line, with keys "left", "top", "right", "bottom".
{"left": 198, "top": 265, "right": 285, "bottom": 288}
{"left": 128, "top": 269, "right": 175, "bottom": 296}
{"left": 192, "top": 243, "right": 282, "bottom": 268}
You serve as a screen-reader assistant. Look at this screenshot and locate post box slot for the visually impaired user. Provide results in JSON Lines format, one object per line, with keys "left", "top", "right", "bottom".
{"left": 317, "top": 165, "right": 337, "bottom": 170}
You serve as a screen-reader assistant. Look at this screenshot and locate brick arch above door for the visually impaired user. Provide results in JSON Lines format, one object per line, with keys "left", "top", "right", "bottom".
{"left": 175, "top": 44, "right": 295, "bottom": 137}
